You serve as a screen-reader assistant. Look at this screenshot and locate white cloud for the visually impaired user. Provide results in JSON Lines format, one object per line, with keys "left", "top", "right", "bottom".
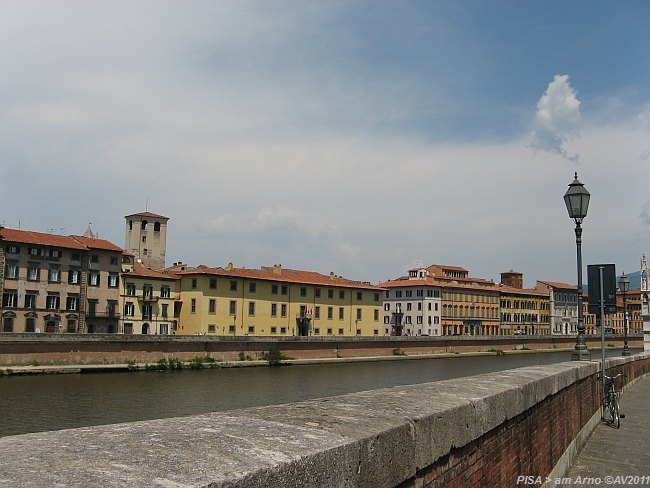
{"left": 529, "top": 74, "right": 581, "bottom": 161}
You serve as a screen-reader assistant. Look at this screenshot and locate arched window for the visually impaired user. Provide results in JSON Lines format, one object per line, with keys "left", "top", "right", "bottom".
{"left": 154, "top": 222, "right": 161, "bottom": 232}
{"left": 142, "top": 220, "right": 148, "bottom": 230}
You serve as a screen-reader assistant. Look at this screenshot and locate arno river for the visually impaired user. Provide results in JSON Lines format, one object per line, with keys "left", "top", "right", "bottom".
{"left": 0, "top": 349, "right": 637, "bottom": 437}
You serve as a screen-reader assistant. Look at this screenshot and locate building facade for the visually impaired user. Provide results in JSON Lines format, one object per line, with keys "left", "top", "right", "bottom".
{"left": 120, "top": 262, "right": 179, "bottom": 335}
{"left": 536, "top": 281, "right": 579, "bottom": 335}
{"left": 499, "top": 271, "right": 550, "bottom": 336}
{"left": 0, "top": 226, "right": 123, "bottom": 333}
{"left": 379, "top": 268, "right": 443, "bottom": 336}
{"left": 173, "top": 264, "right": 384, "bottom": 336}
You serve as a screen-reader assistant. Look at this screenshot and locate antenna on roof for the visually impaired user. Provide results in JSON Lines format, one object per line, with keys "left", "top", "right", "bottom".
{"left": 145, "top": 197, "right": 149, "bottom": 212}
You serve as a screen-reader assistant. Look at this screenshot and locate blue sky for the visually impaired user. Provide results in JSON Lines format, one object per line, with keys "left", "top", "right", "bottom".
{"left": 1, "top": 1, "right": 649, "bottom": 286}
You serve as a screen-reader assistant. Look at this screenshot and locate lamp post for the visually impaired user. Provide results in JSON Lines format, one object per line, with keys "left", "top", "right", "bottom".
{"left": 619, "top": 273, "right": 630, "bottom": 356}
{"left": 564, "top": 172, "right": 591, "bottom": 361}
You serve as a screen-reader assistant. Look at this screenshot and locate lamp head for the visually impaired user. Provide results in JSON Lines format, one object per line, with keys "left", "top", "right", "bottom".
{"left": 564, "top": 172, "right": 590, "bottom": 223}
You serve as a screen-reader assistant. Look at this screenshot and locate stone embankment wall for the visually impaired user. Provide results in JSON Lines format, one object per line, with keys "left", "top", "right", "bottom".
{"left": 0, "top": 333, "right": 642, "bottom": 366}
{"left": 1, "top": 353, "right": 649, "bottom": 487}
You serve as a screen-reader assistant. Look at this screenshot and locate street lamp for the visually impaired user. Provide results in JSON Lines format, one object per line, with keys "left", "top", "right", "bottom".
{"left": 564, "top": 172, "right": 591, "bottom": 360}
{"left": 619, "top": 273, "right": 630, "bottom": 356}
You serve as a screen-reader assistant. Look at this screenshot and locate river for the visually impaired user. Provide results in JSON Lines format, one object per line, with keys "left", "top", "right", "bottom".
{"left": 0, "top": 349, "right": 636, "bottom": 437}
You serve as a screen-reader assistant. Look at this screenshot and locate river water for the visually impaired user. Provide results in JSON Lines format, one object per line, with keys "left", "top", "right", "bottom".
{"left": 0, "top": 350, "right": 636, "bottom": 437}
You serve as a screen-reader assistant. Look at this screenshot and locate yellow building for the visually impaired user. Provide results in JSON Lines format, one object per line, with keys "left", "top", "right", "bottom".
{"left": 173, "top": 263, "right": 384, "bottom": 336}
{"left": 498, "top": 271, "right": 550, "bottom": 336}
{"left": 120, "top": 261, "right": 179, "bottom": 335}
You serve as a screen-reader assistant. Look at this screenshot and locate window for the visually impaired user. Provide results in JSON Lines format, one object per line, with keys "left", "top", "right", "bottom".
{"left": 374, "top": 329, "right": 379, "bottom": 335}
{"left": 416, "top": 290, "right": 423, "bottom": 297}
{"left": 6, "top": 245, "right": 19, "bottom": 254}
{"left": 315, "top": 288, "right": 321, "bottom": 298}
{"left": 89, "top": 272, "right": 100, "bottom": 286}
{"left": 417, "top": 302, "right": 422, "bottom": 311}
{"left": 271, "top": 303, "right": 277, "bottom": 317}
{"left": 384, "top": 303, "right": 390, "bottom": 311}
{"left": 126, "top": 283, "right": 136, "bottom": 296}
{"left": 406, "top": 290, "right": 412, "bottom": 298}
{"left": 142, "top": 236, "right": 147, "bottom": 243}
{"left": 88, "top": 301, "right": 97, "bottom": 316}
{"left": 2, "top": 317, "right": 14, "bottom": 332}
{"left": 229, "top": 325, "right": 235, "bottom": 333}
{"left": 280, "top": 327, "right": 287, "bottom": 334}
{"left": 143, "top": 285, "right": 153, "bottom": 300}
{"left": 154, "top": 222, "right": 161, "bottom": 232}
{"left": 314, "top": 328, "right": 320, "bottom": 335}
{"left": 124, "top": 302, "right": 134, "bottom": 316}
{"left": 396, "top": 291, "right": 402, "bottom": 298}
{"left": 339, "top": 307, "right": 344, "bottom": 320}
{"left": 5, "top": 263, "right": 18, "bottom": 279}
{"left": 328, "top": 289, "right": 334, "bottom": 299}
{"left": 327, "top": 328, "right": 333, "bottom": 335}
{"left": 281, "top": 285, "right": 288, "bottom": 295}
{"left": 90, "top": 254, "right": 99, "bottom": 264}
{"left": 3, "top": 291, "right": 18, "bottom": 307}
{"left": 315, "top": 306, "right": 320, "bottom": 319}
{"left": 48, "top": 267, "right": 60, "bottom": 283}
{"left": 161, "top": 286, "right": 170, "bottom": 298}
{"left": 29, "top": 247, "right": 39, "bottom": 256}
{"left": 68, "top": 269, "right": 79, "bottom": 284}
{"left": 191, "top": 299, "right": 196, "bottom": 313}
{"left": 162, "top": 304, "right": 168, "bottom": 318}
{"left": 281, "top": 304, "right": 287, "bottom": 317}
{"left": 271, "top": 326, "right": 277, "bottom": 334}
{"left": 384, "top": 317, "right": 390, "bottom": 324}
{"left": 374, "top": 309, "right": 379, "bottom": 321}
{"left": 110, "top": 256, "right": 118, "bottom": 265}
{"left": 417, "top": 316, "right": 423, "bottom": 324}
{"left": 108, "top": 274, "right": 118, "bottom": 288}
{"left": 249, "top": 282, "right": 256, "bottom": 293}
{"left": 356, "top": 308, "right": 362, "bottom": 320}
{"left": 300, "top": 287, "right": 307, "bottom": 297}
{"left": 208, "top": 324, "right": 216, "bottom": 333}
{"left": 272, "top": 284, "right": 278, "bottom": 294}
{"left": 339, "top": 290, "right": 345, "bottom": 300}
{"left": 46, "top": 294, "right": 60, "bottom": 310}
{"left": 406, "top": 303, "right": 412, "bottom": 311}
{"left": 142, "top": 304, "right": 152, "bottom": 320}
{"left": 374, "top": 293, "right": 380, "bottom": 302}
{"left": 327, "top": 307, "right": 333, "bottom": 319}
{"left": 248, "top": 301, "right": 255, "bottom": 316}
{"left": 357, "top": 292, "right": 362, "bottom": 301}
{"left": 25, "top": 294, "right": 37, "bottom": 308}
{"left": 209, "top": 279, "right": 217, "bottom": 289}
{"left": 107, "top": 301, "right": 117, "bottom": 316}
{"left": 192, "top": 278, "right": 197, "bottom": 289}
{"left": 356, "top": 329, "right": 361, "bottom": 335}
{"left": 209, "top": 299, "right": 216, "bottom": 314}
{"left": 26, "top": 318, "right": 36, "bottom": 332}
{"left": 71, "top": 252, "right": 80, "bottom": 262}
{"left": 230, "top": 280, "right": 237, "bottom": 291}
{"left": 248, "top": 326, "right": 255, "bottom": 334}
{"left": 338, "top": 328, "right": 344, "bottom": 335}
{"left": 27, "top": 265, "right": 40, "bottom": 281}
{"left": 66, "top": 296, "right": 78, "bottom": 311}
{"left": 160, "top": 323, "right": 168, "bottom": 335}
{"left": 229, "top": 300, "right": 236, "bottom": 315}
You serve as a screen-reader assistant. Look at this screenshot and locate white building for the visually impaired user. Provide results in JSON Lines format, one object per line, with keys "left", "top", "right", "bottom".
{"left": 536, "top": 281, "right": 579, "bottom": 335}
{"left": 641, "top": 255, "right": 649, "bottom": 351}
{"left": 379, "top": 268, "right": 443, "bottom": 336}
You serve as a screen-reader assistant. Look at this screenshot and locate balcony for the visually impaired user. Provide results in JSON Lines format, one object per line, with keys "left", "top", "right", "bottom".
{"left": 138, "top": 295, "right": 159, "bottom": 302}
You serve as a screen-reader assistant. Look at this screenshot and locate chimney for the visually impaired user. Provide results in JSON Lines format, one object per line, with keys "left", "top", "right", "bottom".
{"left": 273, "top": 264, "right": 282, "bottom": 275}
{"left": 226, "top": 262, "right": 234, "bottom": 271}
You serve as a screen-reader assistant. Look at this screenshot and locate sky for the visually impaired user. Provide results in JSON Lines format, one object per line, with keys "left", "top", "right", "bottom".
{"left": 1, "top": 1, "right": 649, "bottom": 287}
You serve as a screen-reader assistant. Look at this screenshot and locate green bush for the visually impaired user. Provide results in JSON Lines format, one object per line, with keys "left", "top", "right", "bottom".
{"left": 392, "top": 348, "right": 407, "bottom": 356}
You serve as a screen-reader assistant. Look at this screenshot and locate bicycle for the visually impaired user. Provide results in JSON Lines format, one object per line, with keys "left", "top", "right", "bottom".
{"left": 601, "top": 373, "right": 626, "bottom": 428}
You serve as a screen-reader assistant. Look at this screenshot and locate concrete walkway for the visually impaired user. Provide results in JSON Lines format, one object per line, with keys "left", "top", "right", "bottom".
{"left": 566, "top": 374, "right": 650, "bottom": 481}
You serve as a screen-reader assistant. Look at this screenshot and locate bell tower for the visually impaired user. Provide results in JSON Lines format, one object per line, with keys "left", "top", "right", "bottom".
{"left": 125, "top": 212, "right": 169, "bottom": 270}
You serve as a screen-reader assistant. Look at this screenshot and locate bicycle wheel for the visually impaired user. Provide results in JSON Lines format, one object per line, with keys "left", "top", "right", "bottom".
{"left": 612, "top": 393, "right": 620, "bottom": 428}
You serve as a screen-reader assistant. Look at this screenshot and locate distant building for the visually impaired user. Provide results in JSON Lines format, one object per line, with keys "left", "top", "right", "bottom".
{"left": 124, "top": 212, "right": 169, "bottom": 270}
{"left": 378, "top": 268, "right": 442, "bottom": 336}
{"left": 499, "top": 271, "right": 550, "bottom": 336}
{"left": 536, "top": 281, "right": 579, "bottom": 335}
{"left": 120, "top": 261, "right": 179, "bottom": 335}
{"left": 0, "top": 226, "right": 123, "bottom": 333}
{"left": 172, "top": 263, "right": 384, "bottom": 337}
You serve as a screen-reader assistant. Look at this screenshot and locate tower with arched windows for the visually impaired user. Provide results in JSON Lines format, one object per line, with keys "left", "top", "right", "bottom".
{"left": 124, "top": 212, "right": 169, "bottom": 270}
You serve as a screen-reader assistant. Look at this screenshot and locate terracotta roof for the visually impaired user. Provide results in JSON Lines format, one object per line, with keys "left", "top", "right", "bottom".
{"left": 174, "top": 265, "right": 384, "bottom": 291}
{"left": 427, "top": 264, "right": 469, "bottom": 273}
{"left": 125, "top": 211, "right": 169, "bottom": 220}
{"left": 70, "top": 235, "right": 124, "bottom": 252}
{"left": 378, "top": 278, "right": 440, "bottom": 288}
{"left": 536, "top": 280, "right": 577, "bottom": 291}
{"left": 0, "top": 227, "right": 87, "bottom": 250}
{"left": 123, "top": 262, "right": 178, "bottom": 280}
{"left": 498, "top": 284, "right": 548, "bottom": 296}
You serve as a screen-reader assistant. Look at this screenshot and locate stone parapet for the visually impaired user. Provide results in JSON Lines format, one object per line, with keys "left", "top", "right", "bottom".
{"left": 1, "top": 353, "right": 648, "bottom": 487}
